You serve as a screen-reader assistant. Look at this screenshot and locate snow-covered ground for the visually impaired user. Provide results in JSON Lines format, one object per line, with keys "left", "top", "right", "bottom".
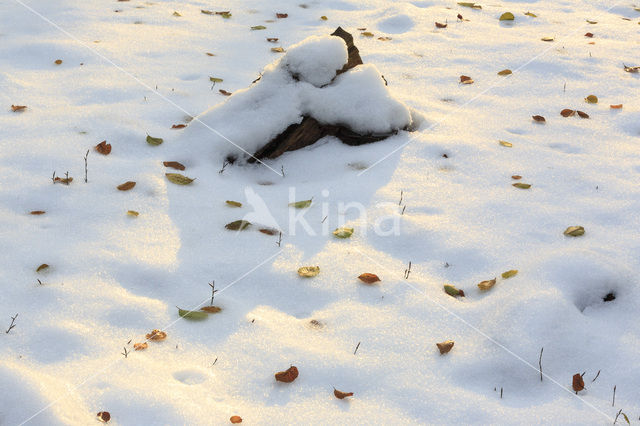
{"left": 1, "top": 0, "right": 639, "bottom": 424}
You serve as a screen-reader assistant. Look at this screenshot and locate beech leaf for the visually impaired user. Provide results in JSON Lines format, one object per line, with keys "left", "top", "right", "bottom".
{"left": 95, "top": 140, "right": 112, "bottom": 155}
{"left": 165, "top": 173, "right": 195, "bottom": 185}
{"left": 572, "top": 373, "right": 585, "bottom": 392}
{"left": 532, "top": 115, "right": 546, "bottom": 122}
{"left": 230, "top": 416, "right": 243, "bottom": 424}
{"left": 11, "top": 105, "right": 27, "bottom": 112}
{"left": 560, "top": 109, "right": 576, "bottom": 117}
{"left": 146, "top": 329, "right": 167, "bottom": 340}
{"left": 298, "top": 266, "right": 320, "bottom": 277}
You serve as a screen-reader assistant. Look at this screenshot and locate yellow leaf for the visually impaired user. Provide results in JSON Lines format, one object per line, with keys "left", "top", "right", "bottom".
{"left": 499, "top": 140, "right": 513, "bottom": 147}
{"left": 499, "top": 12, "right": 515, "bottom": 21}
{"left": 585, "top": 94, "right": 598, "bottom": 104}
{"left": 36, "top": 264, "right": 49, "bottom": 272}
{"left": 165, "top": 173, "right": 195, "bottom": 185}
{"left": 127, "top": 210, "right": 139, "bottom": 216}
{"left": 361, "top": 32, "right": 374, "bottom": 37}
{"left": 563, "top": 226, "right": 585, "bottom": 237}
{"left": 497, "top": 69, "right": 512, "bottom": 76}
{"left": 502, "top": 269, "right": 518, "bottom": 279}
{"left": 298, "top": 266, "right": 320, "bottom": 277}
{"left": 271, "top": 47, "right": 285, "bottom": 53}
{"left": 226, "top": 200, "right": 242, "bottom": 208}
{"left": 320, "top": 16, "right": 328, "bottom": 20}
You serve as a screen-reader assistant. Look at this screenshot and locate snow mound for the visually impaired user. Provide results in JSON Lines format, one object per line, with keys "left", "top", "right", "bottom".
{"left": 183, "top": 34, "right": 412, "bottom": 161}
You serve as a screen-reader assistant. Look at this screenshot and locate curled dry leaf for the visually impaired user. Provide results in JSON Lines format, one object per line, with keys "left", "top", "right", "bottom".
{"left": 564, "top": 226, "right": 585, "bottom": 237}
{"left": 267, "top": 37, "right": 279, "bottom": 42}
{"left": 532, "top": 115, "right": 546, "bottom": 122}
{"left": 146, "top": 329, "right": 167, "bottom": 341}
{"left": 358, "top": 273, "right": 381, "bottom": 284}
{"left": 444, "top": 284, "right": 464, "bottom": 297}
{"left": 133, "top": 342, "right": 148, "bottom": 350}
{"left": 460, "top": 75, "right": 473, "bottom": 84}
{"left": 230, "top": 416, "right": 243, "bottom": 424}
{"left": 200, "top": 306, "right": 222, "bottom": 313}
{"left": 512, "top": 175, "right": 522, "bottom": 180}
{"left": 541, "top": 37, "right": 554, "bottom": 42}
{"left": 435, "top": 22, "right": 447, "bottom": 28}
{"left": 259, "top": 228, "right": 278, "bottom": 235}
{"left": 54, "top": 176, "right": 73, "bottom": 184}
{"left": 275, "top": 366, "right": 299, "bottom": 383}
{"left": 117, "top": 181, "right": 136, "bottom": 191}
{"left": 436, "top": 340, "right": 455, "bottom": 354}
{"left": 166, "top": 173, "right": 195, "bottom": 185}
{"left": 477, "top": 278, "right": 496, "bottom": 290}
{"left": 206, "top": 52, "right": 215, "bottom": 56}
{"left": 499, "top": 140, "right": 513, "bottom": 147}
{"left": 499, "top": 12, "right": 515, "bottom": 21}
{"left": 334, "top": 388, "right": 354, "bottom": 399}
{"left": 623, "top": 64, "right": 639, "bottom": 73}
{"left": 502, "top": 269, "right": 518, "bottom": 279}
{"left": 225, "top": 220, "right": 251, "bottom": 230}
{"left": 584, "top": 32, "right": 594, "bottom": 37}
{"left": 560, "top": 109, "right": 575, "bottom": 117}
{"left": 497, "top": 69, "right": 512, "bottom": 76}
{"left": 610, "top": 104, "right": 623, "bottom": 109}
{"left": 171, "top": 124, "right": 186, "bottom": 129}
{"left": 163, "top": 161, "right": 185, "bottom": 170}
{"left": 576, "top": 110, "right": 589, "bottom": 118}
{"left": 11, "top": 105, "right": 27, "bottom": 112}
{"left": 585, "top": 95, "right": 598, "bottom": 104}
{"left": 276, "top": 13, "right": 288, "bottom": 18}
{"left": 572, "top": 373, "right": 585, "bottom": 392}
{"left": 298, "top": 266, "right": 320, "bottom": 277}
{"left": 95, "top": 140, "right": 112, "bottom": 155}
{"left": 457, "top": 13, "right": 463, "bottom": 20}
{"left": 127, "top": 210, "right": 139, "bottom": 217}
{"left": 30, "top": 210, "right": 46, "bottom": 215}
{"left": 54, "top": 59, "right": 62, "bottom": 65}
{"left": 586, "top": 19, "right": 597, "bottom": 24}
{"left": 226, "top": 200, "right": 242, "bottom": 208}
{"left": 271, "top": 47, "right": 285, "bottom": 53}
{"left": 219, "top": 89, "right": 232, "bottom": 96}
{"left": 97, "top": 411, "right": 111, "bottom": 423}
{"left": 512, "top": 183, "right": 531, "bottom": 189}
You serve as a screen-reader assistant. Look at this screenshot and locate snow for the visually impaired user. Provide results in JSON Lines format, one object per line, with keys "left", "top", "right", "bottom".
{"left": 282, "top": 35, "right": 348, "bottom": 87}
{"left": 1, "top": 0, "right": 640, "bottom": 425}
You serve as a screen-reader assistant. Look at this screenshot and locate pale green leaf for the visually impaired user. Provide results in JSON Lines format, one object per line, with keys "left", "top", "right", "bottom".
{"left": 165, "top": 173, "right": 195, "bottom": 185}
{"left": 146, "top": 135, "right": 163, "bottom": 146}
{"left": 178, "top": 307, "right": 208, "bottom": 320}
{"left": 444, "top": 284, "right": 462, "bottom": 297}
{"left": 289, "top": 199, "right": 312, "bottom": 208}
{"left": 209, "top": 77, "right": 223, "bottom": 83}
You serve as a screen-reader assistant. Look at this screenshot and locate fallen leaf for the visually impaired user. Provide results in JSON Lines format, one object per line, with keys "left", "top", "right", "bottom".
{"left": 11, "top": 105, "right": 27, "bottom": 112}
{"left": 133, "top": 342, "right": 148, "bottom": 350}
{"left": 610, "top": 104, "right": 623, "bottom": 109}
{"left": 460, "top": 75, "right": 473, "bottom": 84}
{"left": 512, "top": 182, "right": 531, "bottom": 189}
{"left": 230, "top": 416, "right": 243, "bottom": 424}
{"left": 524, "top": 11, "right": 537, "bottom": 17}
{"left": 146, "top": 329, "right": 167, "bottom": 340}
{"left": 457, "top": 2, "right": 482, "bottom": 9}
{"left": 201, "top": 9, "right": 213, "bottom": 15}
{"left": 165, "top": 173, "right": 195, "bottom": 185}
{"left": 127, "top": 210, "right": 139, "bottom": 216}
{"left": 457, "top": 13, "right": 464, "bottom": 20}
{"left": 435, "top": 22, "right": 448, "bottom": 28}
{"left": 173, "top": 11, "right": 181, "bottom": 17}
{"left": 541, "top": 37, "right": 554, "bottom": 42}
{"left": 378, "top": 36, "right": 392, "bottom": 41}
{"left": 251, "top": 25, "right": 267, "bottom": 30}
{"left": 499, "top": 140, "right": 513, "bottom": 147}
{"left": 95, "top": 140, "right": 112, "bottom": 155}
{"left": 334, "top": 388, "right": 354, "bottom": 399}
{"left": 259, "top": 228, "right": 279, "bottom": 235}
{"left": 499, "top": 12, "right": 515, "bottom": 21}
{"left": 200, "top": 306, "right": 222, "bottom": 313}
{"left": 572, "top": 373, "right": 585, "bottom": 392}
{"left": 276, "top": 13, "right": 288, "bottom": 18}
{"left": 477, "top": 278, "right": 496, "bottom": 290}
{"left": 219, "top": 89, "right": 232, "bottom": 96}
{"left": 226, "top": 200, "right": 242, "bottom": 208}
{"left": 171, "top": 124, "right": 186, "bottom": 129}
{"left": 275, "top": 366, "right": 299, "bottom": 383}
{"left": 560, "top": 109, "right": 576, "bottom": 117}
{"left": 358, "top": 273, "right": 381, "bottom": 284}
{"left": 320, "top": 16, "right": 328, "bottom": 20}
{"left": 497, "top": 69, "right": 512, "bottom": 75}
{"left": 298, "top": 266, "right": 320, "bottom": 277}
{"left": 584, "top": 32, "right": 594, "bottom": 37}
{"left": 501, "top": 269, "right": 518, "bottom": 279}
{"left": 206, "top": 52, "right": 215, "bottom": 56}
{"left": 163, "top": 161, "right": 185, "bottom": 170}
{"left": 512, "top": 175, "right": 522, "bottom": 180}
{"left": 117, "top": 181, "right": 136, "bottom": 191}
{"left": 436, "top": 340, "right": 455, "bottom": 354}
{"left": 563, "top": 225, "right": 585, "bottom": 237}
{"left": 30, "top": 210, "right": 46, "bottom": 215}
{"left": 532, "top": 115, "right": 546, "bottom": 122}
{"left": 178, "top": 307, "right": 208, "bottom": 320}
{"left": 624, "top": 64, "right": 640, "bottom": 73}
{"left": 54, "top": 176, "right": 73, "bottom": 184}
{"left": 585, "top": 94, "right": 598, "bottom": 104}
{"left": 225, "top": 220, "right": 251, "bottom": 230}
{"left": 576, "top": 110, "right": 589, "bottom": 118}
{"left": 444, "top": 284, "right": 464, "bottom": 297}
{"left": 289, "top": 199, "right": 312, "bottom": 208}
{"left": 97, "top": 411, "right": 111, "bottom": 423}
{"left": 357, "top": 27, "right": 367, "bottom": 31}
{"left": 36, "top": 264, "right": 49, "bottom": 272}
{"left": 361, "top": 31, "right": 374, "bottom": 37}
{"left": 333, "top": 227, "right": 354, "bottom": 238}
{"left": 209, "top": 77, "right": 223, "bottom": 83}
{"left": 271, "top": 47, "right": 285, "bottom": 53}
{"left": 586, "top": 19, "right": 597, "bottom": 24}
{"left": 267, "top": 37, "right": 279, "bottom": 42}
{"left": 54, "top": 59, "right": 62, "bottom": 65}
{"left": 146, "top": 135, "right": 163, "bottom": 146}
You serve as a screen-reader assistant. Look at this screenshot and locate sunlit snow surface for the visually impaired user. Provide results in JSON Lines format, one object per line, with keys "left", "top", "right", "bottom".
{"left": 0, "top": 0, "right": 639, "bottom": 424}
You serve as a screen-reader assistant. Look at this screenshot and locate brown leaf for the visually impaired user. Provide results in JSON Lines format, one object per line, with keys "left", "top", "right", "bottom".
{"left": 623, "top": 64, "right": 640, "bottom": 73}
{"left": 576, "top": 110, "right": 589, "bottom": 119}
{"left": 95, "top": 140, "right": 112, "bottom": 155}
{"left": 267, "top": 37, "right": 279, "bottom": 42}
{"left": 275, "top": 366, "right": 298, "bottom": 383}
{"left": 97, "top": 412, "right": 111, "bottom": 423}
{"left": 133, "top": 342, "right": 148, "bottom": 350}
{"left": 334, "top": 388, "right": 354, "bottom": 399}
{"left": 54, "top": 176, "right": 73, "bottom": 184}
{"left": 584, "top": 32, "right": 594, "bottom": 37}
{"left": 358, "top": 273, "right": 381, "bottom": 284}
{"left": 54, "top": 59, "right": 63, "bottom": 65}
{"left": 230, "top": 416, "right": 243, "bottom": 424}
{"left": 532, "top": 115, "right": 546, "bottom": 122}
{"left": 436, "top": 340, "right": 454, "bottom": 354}
{"left": 435, "top": 22, "right": 448, "bottom": 28}
{"left": 30, "top": 210, "right": 46, "bottom": 215}
{"left": 163, "top": 161, "right": 185, "bottom": 170}
{"left": 171, "top": 124, "right": 186, "bottom": 129}
{"left": 271, "top": 47, "right": 285, "bottom": 53}
{"left": 200, "top": 306, "right": 222, "bottom": 313}
{"left": 219, "top": 89, "right": 232, "bottom": 96}
{"left": 460, "top": 75, "right": 473, "bottom": 84}
{"left": 276, "top": 13, "right": 288, "bottom": 18}
{"left": 206, "top": 52, "right": 215, "bottom": 56}
{"left": 11, "top": 105, "right": 27, "bottom": 112}
{"left": 560, "top": 109, "right": 575, "bottom": 117}
{"left": 117, "top": 181, "right": 136, "bottom": 191}
{"left": 36, "top": 264, "right": 49, "bottom": 272}
{"left": 511, "top": 175, "right": 522, "bottom": 180}
{"left": 259, "top": 228, "right": 278, "bottom": 235}
{"left": 610, "top": 104, "right": 623, "bottom": 109}
{"left": 146, "top": 329, "right": 167, "bottom": 341}
{"left": 572, "top": 373, "right": 585, "bottom": 392}
{"left": 513, "top": 183, "right": 531, "bottom": 189}
{"left": 477, "top": 278, "right": 496, "bottom": 290}
{"left": 457, "top": 13, "right": 463, "bottom": 20}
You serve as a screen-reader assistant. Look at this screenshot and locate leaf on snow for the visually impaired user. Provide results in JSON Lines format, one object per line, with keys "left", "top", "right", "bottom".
{"left": 499, "top": 12, "right": 515, "bottom": 21}
{"left": 572, "top": 373, "right": 585, "bottom": 392}
{"left": 276, "top": 13, "right": 288, "bottom": 18}
{"left": 334, "top": 388, "right": 354, "bottom": 399}
{"left": 585, "top": 95, "right": 598, "bottom": 104}
{"left": 219, "top": 89, "right": 232, "bottom": 96}
{"left": 584, "top": 32, "right": 594, "bottom": 38}
{"left": 358, "top": 273, "right": 381, "bottom": 284}
{"left": 477, "top": 278, "right": 496, "bottom": 290}
{"left": 435, "top": 22, "right": 447, "bottom": 28}
{"left": 267, "top": 37, "right": 279, "bottom": 42}
{"left": 165, "top": 173, "right": 195, "bottom": 185}
{"left": 230, "top": 416, "right": 243, "bottom": 424}
{"left": 623, "top": 64, "right": 640, "bottom": 73}
{"left": 512, "top": 182, "right": 531, "bottom": 189}
{"left": 576, "top": 110, "right": 589, "bottom": 118}
{"left": 133, "top": 342, "right": 148, "bottom": 350}
{"left": 457, "top": 2, "right": 482, "bottom": 9}
{"left": 271, "top": 47, "right": 285, "bottom": 53}
{"left": 95, "top": 140, "right": 112, "bottom": 155}
{"left": 532, "top": 115, "right": 546, "bottom": 122}
{"left": 497, "top": 69, "right": 512, "bottom": 75}
{"left": 200, "top": 306, "right": 222, "bottom": 313}
{"left": 288, "top": 199, "right": 312, "bottom": 208}
{"left": 436, "top": 340, "right": 455, "bottom": 354}
{"left": 11, "top": 105, "right": 27, "bottom": 112}
{"left": 146, "top": 135, "right": 163, "bottom": 146}
{"left": 97, "top": 411, "right": 111, "bottom": 423}
{"left": 275, "top": 366, "right": 299, "bottom": 383}
{"left": 127, "top": 210, "right": 139, "bottom": 216}
{"left": 444, "top": 284, "right": 464, "bottom": 297}
{"left": 145, "top": 329, "right": 167, "bottom": 340}
{"left": 361, "top": 31, "right": 375, "bottom": 37}
{"left": 225, "top": 220, "right": 251, "bottom": 230}
{"left": 30, "top": 210, "right": 46, "bottom": 215}
{"left": 163, "top": 161, "right": 185, "bottom": 170}
{"left": 499, "top": 140, "right": 513, "bottom": 147}
{"left": 541, "top": 37, "right": 554, "bottom": 42}
{"left": 560, "top": 109, "right": 575, "bottom": 117}
{"left": 251, "top": 25, "right": 267, "bottom": 30}
{"left": 460, "top": 75, "right": 474, "bottom": 84}
{"left": 610, "top": 104, "right": 623, "bottom": 109}
{"left": 36, "top": 264, "right": 49, "bottom": 272}
{"left": 209, "top": 77, "right": 223, "bottom": 83}
{"left": 226, "top": 200, "right": 242, "bottom": 208}
{"left": 171, "top": 124, "right": 186, "bottom": 129}
{"left": 117, "top": 181, "right": 136, "bottom": 191}
{"left": 298, "top": 266, "right": 320, "bottom": 277}
{"left": 524, "top": 11, "right": 537, "bottom": 17}
{"left": 178, "top": 307, "right": 208, "bottom": 320}
{"left": 501, "top": 269, "right": 518, "bottom": 279}
{"left": 563, "top": 226, "right": 585, "bottom": 237}
{"left": 54, "top": 59, "right": 62, "bottom": 65}
{"left": 333, "top": 227, "right": 354, "bottom": 238}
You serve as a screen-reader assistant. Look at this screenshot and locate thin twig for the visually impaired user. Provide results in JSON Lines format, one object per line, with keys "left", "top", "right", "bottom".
{"left": 613, "top": 385, "right": 616, "bottom": 407}
{"left": 353, "top": 342, "right": 361, "bottom": 355}
{"left": 5, "top": 313, "right": 18, "bottom": 334}
{"left": 208, "top": 281, "right": 218, "bottom": 305}
{"left": 539, "top": 347, "right": 544, "bottom": 381}
{"left": 591, "top": 370, "right": 600, "bottom": 383}
{"left": 84, "top": 149, "right": 89, "bottom": 183}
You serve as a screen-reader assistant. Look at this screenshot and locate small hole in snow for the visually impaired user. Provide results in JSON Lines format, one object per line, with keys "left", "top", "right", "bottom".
{"left": 603, "top": 292, "right": 616, "bottom": 302}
